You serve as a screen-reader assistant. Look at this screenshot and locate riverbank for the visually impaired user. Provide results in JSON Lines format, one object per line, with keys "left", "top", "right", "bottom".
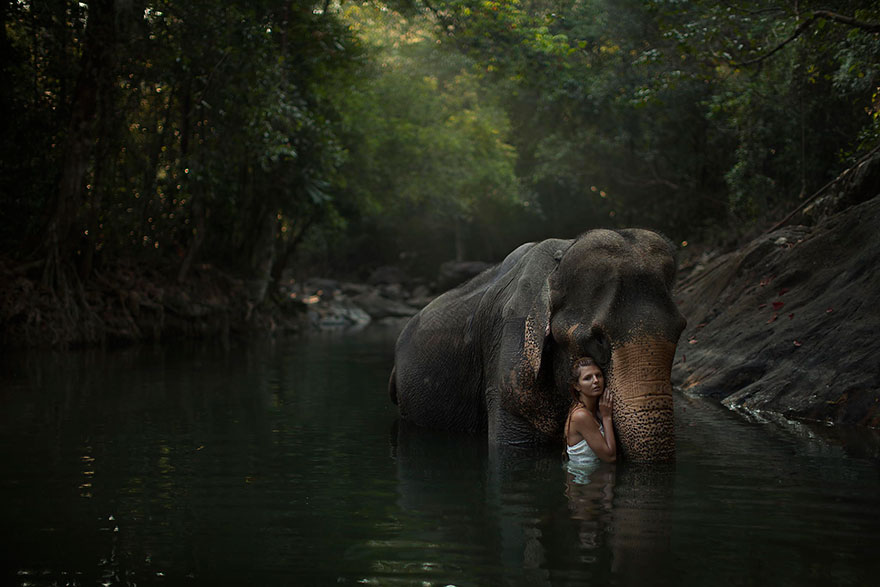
{"left": 673, "top": 152, "right": 880, "bottom": 428}
{"left": 0, "top": 256, "right": 490, "bottom": 348}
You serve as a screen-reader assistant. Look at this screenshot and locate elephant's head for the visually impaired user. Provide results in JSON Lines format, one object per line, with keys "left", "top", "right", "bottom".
{"left": 499, "top": 229, "right": 686, "bottom": 462}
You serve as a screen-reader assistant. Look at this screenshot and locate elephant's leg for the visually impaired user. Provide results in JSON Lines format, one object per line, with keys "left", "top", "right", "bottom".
{"left": 487, "top": 386, "right": 556, "bottom": 446}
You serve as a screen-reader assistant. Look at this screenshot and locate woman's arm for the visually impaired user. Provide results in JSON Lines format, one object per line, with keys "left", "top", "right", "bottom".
{"left": 571, "top": 397, "right": 616, "bottom": 463}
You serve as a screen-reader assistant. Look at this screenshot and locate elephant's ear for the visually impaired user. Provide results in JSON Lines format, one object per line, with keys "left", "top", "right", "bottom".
{"left": 492, "top": 239, "right": 570, "bottom": 437}
{"left": 500, "top": 277, "right": 552, "bottom": 383}
{"left": 497, "top": 255, "right": 560, "bottom": 434}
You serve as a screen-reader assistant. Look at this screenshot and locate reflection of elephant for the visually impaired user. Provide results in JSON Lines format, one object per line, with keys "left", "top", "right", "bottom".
{"left": 389, "top": 229, "right": 686, "bottom": 461}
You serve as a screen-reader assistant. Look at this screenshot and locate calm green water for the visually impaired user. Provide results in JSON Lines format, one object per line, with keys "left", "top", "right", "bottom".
{"left": 2, "top": 327, "right": 879, "bottom": 586}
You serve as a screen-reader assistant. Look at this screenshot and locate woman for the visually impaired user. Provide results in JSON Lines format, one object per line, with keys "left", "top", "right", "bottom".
{"left": 565, "top": 357, "right": 617, "bottom": 465}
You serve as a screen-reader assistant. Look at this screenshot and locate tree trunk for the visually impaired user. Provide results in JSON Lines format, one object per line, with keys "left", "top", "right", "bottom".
{"left": 270, "top": 215, "right": 315, "bottom": 286}
{"left": 247, "top": 207, "right": 279, "bottom": 305}
{"left": 454, "top": 216, "right": 466, "bottom": 261}
{"left": 177, "top": 192, "right": 206, "bottom": 283}
{"left": 43, "top": 0, "right": 118, "bottom": 288}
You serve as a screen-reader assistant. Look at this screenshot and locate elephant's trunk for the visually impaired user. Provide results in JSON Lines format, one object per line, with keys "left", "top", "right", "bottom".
{"left": 607, "top": 339, "right": 677, "bottom": 462}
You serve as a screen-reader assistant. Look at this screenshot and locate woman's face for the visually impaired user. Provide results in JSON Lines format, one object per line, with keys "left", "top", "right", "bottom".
{"left": 575, "top": 364, "right": 605, "bottom": 398}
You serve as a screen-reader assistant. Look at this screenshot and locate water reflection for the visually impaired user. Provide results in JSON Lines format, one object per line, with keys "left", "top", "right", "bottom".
{"left": 3, "top": 334, "right": 880, "bottom": 585}
{"left": 391, "top": 420, "right": 654, "bottom": 586}
{"left": 564, "top": 465, "right": 614, "bottom": 553}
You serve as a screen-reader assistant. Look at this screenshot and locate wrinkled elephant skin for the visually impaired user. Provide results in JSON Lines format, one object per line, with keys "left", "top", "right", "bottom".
{"left": 389, "top": 229, "right": 686, "bottom": 462}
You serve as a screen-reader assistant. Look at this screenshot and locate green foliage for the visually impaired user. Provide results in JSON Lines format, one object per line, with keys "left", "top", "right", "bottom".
{"left": 2, "top": 1, "right": 365, "bottom": 283}
{"left": 2, "top": 0, "right": 879, "bottom": 291}
{"left": 641, "top": 0, "right": 880, "bottom": 224}
{"left": 323, "top": 2, "right": 522, "bottom": 271}
{"left": 417, "top": 0, "right": 880, "bottom": 241}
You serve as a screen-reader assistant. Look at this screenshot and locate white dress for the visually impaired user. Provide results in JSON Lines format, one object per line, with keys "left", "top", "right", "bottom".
{"left": 566, "top": 439, "right": 600, "bottom": 465}
{"left": 565, "top": 426, "right": 604, "bottom": 484}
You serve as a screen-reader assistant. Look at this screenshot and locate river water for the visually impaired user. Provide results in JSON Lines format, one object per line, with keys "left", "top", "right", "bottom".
{"left": 2, "top": 326, "right": 879, "bottom": 586}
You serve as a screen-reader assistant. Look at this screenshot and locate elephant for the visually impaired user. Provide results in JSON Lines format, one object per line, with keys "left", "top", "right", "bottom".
{"left": 388, "top": 228, "right": 687, "bottom": 462}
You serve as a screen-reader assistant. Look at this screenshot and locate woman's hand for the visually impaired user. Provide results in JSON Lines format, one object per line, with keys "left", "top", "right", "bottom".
{"left": 598, "top": 389, "right": 613, "bottom": 420}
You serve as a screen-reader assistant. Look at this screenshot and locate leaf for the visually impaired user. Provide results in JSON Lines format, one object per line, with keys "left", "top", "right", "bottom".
{"left": 788, "top": 313, "right": 794, "bottom": 320}
{"left": 767, "top": 313, "right": 778, "bottom": 323}
{"left": 793, "top": 340, "right": 802, "bottom": 347}
{"left": 826, "top": 307, "right": 834, "bottom": 314}
{"left": 772, "top": 301, "right": 784, "bottom": 310}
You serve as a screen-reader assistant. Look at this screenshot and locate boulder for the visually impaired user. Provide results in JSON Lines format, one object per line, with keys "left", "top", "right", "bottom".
{"left": 303, "top": 278, "right": 341, "bottom": 298}
{"left": 673, "top": 194, "right": 880, "bottom": 427}
{"left": 379, "top": 283, "right": 407, "bottom": 301}
{"left": 408, "top": 284, "right": 435, "bottom": 308}
{"left": 368, "top": 266, "right": 407, "bottom": 286}
{"left": 436, "top": 261, "right": 492, "bottom": 292}
{"left": 339, "top": 282, "right": 372, "bottom": 297}
{"left": 351, "top": 291, "right": 419, "bottom": 320}
{"left": 308, "top": 300, "right": 371, "bottom": 331}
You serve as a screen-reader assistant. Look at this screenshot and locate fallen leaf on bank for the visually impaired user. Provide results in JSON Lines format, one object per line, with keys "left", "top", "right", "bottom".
{"left": 758, "top": 303, "right": 767, "bottom": 309}
{"left": 788, "top": 313, "right": 794, "bottom": 320}
{"left": 793, "top": 340, "right": 802, "bottom": 347}
{"left": 772, "top": 301, "right": 785, "bottom": 310}
{"left": 760, "top": 277, "right": 773, "bottom": 287}
{"left": 826, "top": 307, "right": 834, "bottom": 314}
{"left": 768, "top": 313, "right": 778, "bottom": 323}
{"left": 689, "top": 338, "right": 698, "bottom": 344}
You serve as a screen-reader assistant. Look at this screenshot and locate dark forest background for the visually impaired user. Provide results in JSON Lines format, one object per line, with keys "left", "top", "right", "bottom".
{"left": 2, "top": 1, "right": 879, "bottom": 303}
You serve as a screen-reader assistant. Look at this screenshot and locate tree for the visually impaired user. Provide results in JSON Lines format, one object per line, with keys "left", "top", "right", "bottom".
{"left": 328, "top": 2, "right": 523, "bottom": 272}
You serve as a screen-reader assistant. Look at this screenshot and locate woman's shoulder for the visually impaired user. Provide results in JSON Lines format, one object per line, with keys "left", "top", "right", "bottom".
{"left": 569, "top": 405, "right": 599, "bottom": 428}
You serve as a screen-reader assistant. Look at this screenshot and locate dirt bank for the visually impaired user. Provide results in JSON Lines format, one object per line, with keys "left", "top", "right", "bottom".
{"left": 0, "top": 260, "right": 310, "bottom": 348}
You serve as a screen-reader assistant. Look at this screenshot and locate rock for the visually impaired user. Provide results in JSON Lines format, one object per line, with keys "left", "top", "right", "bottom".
{"left": 407, "top": 284, "right": 435, "bottom": 308}
{"left": 303, "top": 278, "right": 341, "bottom": 298}
{"left": 673, "top": 193, "right": 880, "bottom": 428}
{"left": 351, "top": 291, "right": 419, "bottom": 320}
{"left": 436, "top": 261, "right": 492, "bottom": 292}
{"left": 340, "top": 282, "right": 372, "bottom": 297}
{"left": 379, "top": 283, "right": 406, "bottom": 301}
{"left": 411, "top": 284, "right": 431, "bottom": 300}
{"left": 375, "top": 316, "right": 413, "bottom": 330}
{"left": 308, "top": 300, "right": 371, "bottom": 331}
{"left": 368, "top": 266, "right": 407, "bottom": 286}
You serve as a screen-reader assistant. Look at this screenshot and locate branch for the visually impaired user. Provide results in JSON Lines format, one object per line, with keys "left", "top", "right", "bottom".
{"left": 764, "top": 143, "right": 880, "bottom": 234}
{"left": 737, "top": 14, "right": 818, "bottom": 66}
{"left": 737, "top": 10, "right": 880, "bottom": 67}
{"left": 813, "top": 10, "right": 880, "bottom": 34}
